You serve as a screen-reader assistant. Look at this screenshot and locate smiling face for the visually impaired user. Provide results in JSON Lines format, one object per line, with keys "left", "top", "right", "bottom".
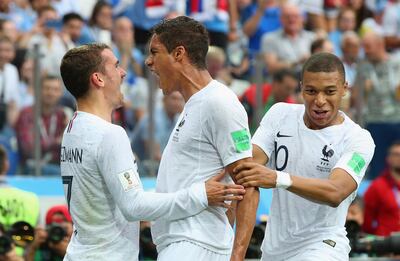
{"left": 301, "top": 70, "right": 348, "bottom": 130}
{"left": 145, "top": 35, "right": 179, "bottom": 95}
{"left": 100, "top": 48, "right": 127, "bottom": 109}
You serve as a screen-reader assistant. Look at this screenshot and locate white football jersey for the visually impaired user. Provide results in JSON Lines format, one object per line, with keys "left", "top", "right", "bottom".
{"left": 152, "top": 80, "right": 252, "bottom": 254}
{"left": 61, "top": 111, "right": 208, "bottom": 261}
{"left": 253, "top": 103, "right": 375, "bottom": 260}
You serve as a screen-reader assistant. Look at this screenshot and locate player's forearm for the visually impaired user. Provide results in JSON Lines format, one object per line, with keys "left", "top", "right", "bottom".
{"left": 120, "top": 183, "right": 207, "bottom": 222}
{"left": 231, "top": 187, "right": 259, "bottom": 261}
{"left": 288, "top": 175, "right": 348, "bottom": 207}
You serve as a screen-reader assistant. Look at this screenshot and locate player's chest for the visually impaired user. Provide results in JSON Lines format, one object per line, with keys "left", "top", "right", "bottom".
{"left": 272, "top": 129, "right": 344, "bottom": 178}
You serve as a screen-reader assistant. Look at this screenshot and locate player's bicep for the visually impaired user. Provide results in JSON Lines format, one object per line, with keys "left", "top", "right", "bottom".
{"left": 226, "top": 157, "right": 252, "bottom": 183}
{"left": 328, "top": 168, "right": 358, "bottom": 200}
{"left": 253, "top": 144, "right": 269, "bottom": 165}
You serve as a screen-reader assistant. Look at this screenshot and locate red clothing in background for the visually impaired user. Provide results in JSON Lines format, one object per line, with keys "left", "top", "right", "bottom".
{"left": 362, "top": 169, "right": 400, "bottom": 236}
{"left": 15, "top": 106, "right": 67, "bottom": 165}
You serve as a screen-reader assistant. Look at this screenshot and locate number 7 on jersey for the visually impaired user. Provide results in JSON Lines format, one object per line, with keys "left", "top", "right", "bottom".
{"left": 62, "top": 176, "right": 73, "bottom": 210}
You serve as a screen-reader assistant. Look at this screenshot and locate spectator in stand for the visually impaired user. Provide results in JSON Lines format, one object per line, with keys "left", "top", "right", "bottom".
{"left": 324, "top": 0, "right": 347, "bottom": 33}
{"left": 310, "top": 38, "right": 335, "bottom": 54}
{"left": 340, "top": 31, "right": 361, "bottom": 114}
{"left": 341, "top": 31, "right": 360, "bottom": 88}
{"left": 185, "top": 0, "right": 239, "bottom": 50}
{"left": 24, "top": 205, "right": 73, "bottom": 261}
{"left": 86, "top": 0, "right": 113, "bottom": 45}
{"left": 18, "top": 58, "right": 35, "bottom": 109}
{"left": 348, "top": 0, "right": 373, "bottom": 31}
{"left": 261, "top": 3, "right": 316, "bottom": 76}
{"left": 382, "top": 0, "right": 400, "bottom": 52}
{"left": 60, "top": 12, "right": 84, "bottom": 47}
{"left": 0, "top": 35, "right": 20, "bottom": 134}
{"left": 352, "top": 31, "right": 400, "bottom": 179}
{"left": 132, "top": 91, "right": 184, "bottom": 165}
{"left": 241, "top": 0, "right": 281, "bottom": 56}
{"left": 15, "top": 75, "right": 68, "bottom": 175}
{"left": 363, "top": 141, "right": 400, "bottom": 236}
{"left": 27, "top": 5, "right": 73, "bottom": 77}
{"left": 240, "top": 68, "right": 298, "bottom": 132}
{"left": 328, "top": 8, "right": 357, "bottom": 57}
{"left": 123, "top": 0, "right": 183, "bottom": 51}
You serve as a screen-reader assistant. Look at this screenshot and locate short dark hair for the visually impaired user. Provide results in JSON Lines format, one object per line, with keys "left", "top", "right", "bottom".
{"left": 60, "top": 43, "right": 109, "bottom": 99}
{"left": 151, "top": 16, "right": 209, "bottom": 70}
{"left": 301, "top": 53, "right": 345, "bottom": 83}
{"left": 62, "top": 12, "right": 84, "bottom": 25}
{"left": 0, "top": 144, "right": 7, "bottom": 175}
{"left": 272, "top": 68, "right": 298, "bottom": 83}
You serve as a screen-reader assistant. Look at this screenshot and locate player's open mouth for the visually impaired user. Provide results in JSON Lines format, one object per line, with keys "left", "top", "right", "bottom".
{"left": 312, "top": 110, "right": 329, "bottom": 119}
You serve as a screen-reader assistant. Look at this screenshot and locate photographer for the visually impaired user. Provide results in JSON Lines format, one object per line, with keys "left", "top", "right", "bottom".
{"left": 0, "top": 223, "right": 23, "bottom": 261}
{"left": 24, "top": 205, "right": 72, "bottom": 261}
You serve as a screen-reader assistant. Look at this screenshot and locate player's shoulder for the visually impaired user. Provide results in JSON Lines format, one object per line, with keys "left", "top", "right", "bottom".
{"left": 267, "top": 102, "right": 302, "bottom": 117}
{"left": 205, "top": 80, "right": 241, "bottom": 107}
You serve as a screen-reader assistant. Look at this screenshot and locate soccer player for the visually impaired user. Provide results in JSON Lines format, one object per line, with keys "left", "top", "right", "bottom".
{"left": 234, "top": 53, "right": 375, "bottom": 260}
{"left": 59, "top": 43, "right": 246, "bottom": 261}
{"left": 145, "top": 16, "right": 259, "bottom": 261}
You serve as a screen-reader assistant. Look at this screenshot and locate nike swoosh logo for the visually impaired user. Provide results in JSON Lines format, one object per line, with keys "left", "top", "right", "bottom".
{"left": 277, "top": 131, "right": 292, "bottom": 138}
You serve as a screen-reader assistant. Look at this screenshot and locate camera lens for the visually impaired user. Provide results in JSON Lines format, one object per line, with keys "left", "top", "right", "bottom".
{"left": 47, "top": 224, "right": 66, "bottom": 243}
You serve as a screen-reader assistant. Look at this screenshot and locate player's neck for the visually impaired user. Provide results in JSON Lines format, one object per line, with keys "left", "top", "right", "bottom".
{"left": 76, "top": 99, "right": 112, "bottom": 122}
{"left": 179, "top": 68, "right": 212, "bottom": 102}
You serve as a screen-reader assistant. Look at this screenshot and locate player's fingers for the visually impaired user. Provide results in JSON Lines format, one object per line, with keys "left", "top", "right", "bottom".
{"left": 209, "top": 169, "right": 226, "bottom": 182}
{"left": 236, "top": 170, "right": 258, "bottom": 184}
{"left": 224, "top": 183, "right": 245, "bottom": 190}
{"left": 222, "top": 195, "right": 244, "bottom": 201}
{"left": 222, "top": 188, "right": 245, "bottom": 196}
{"left": 233, "top": 162, "right": 254, "bottom": 174}
{"left": 242, "top": 181, "right": 261, "bottom": 188}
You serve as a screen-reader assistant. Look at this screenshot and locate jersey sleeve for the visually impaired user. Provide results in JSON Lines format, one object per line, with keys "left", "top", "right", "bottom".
{"left": 333, "top": 128, "right": 375, "bottom": 187}
{"left": 252, "top": 103, "right": 285, "bottom": 159}
{"left": 97, "top": 126, "right": 208, "bottom": 222}
{"left": 204, "top": 93, "right": 252, "bottom": 166}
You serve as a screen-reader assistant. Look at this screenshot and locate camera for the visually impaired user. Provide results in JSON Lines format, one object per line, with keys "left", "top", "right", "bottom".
{"left": 0, "top": 221, "right": 34, "bottom": 255}
{"left": 46, "top": 224, "right": 66, "bottom": 244}
{"left": 346, "top": 220, "right": 400, "bottom": 256}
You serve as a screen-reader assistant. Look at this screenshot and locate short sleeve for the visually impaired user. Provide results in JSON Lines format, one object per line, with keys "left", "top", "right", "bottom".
{"left": 333, "top": 129, "right": 375, "bottom": 187}
{"left": 252, "top": 103, "right": 286, "bottom": 159}
{"left": 205, "top": 93, "right": 252, "bottom": 166}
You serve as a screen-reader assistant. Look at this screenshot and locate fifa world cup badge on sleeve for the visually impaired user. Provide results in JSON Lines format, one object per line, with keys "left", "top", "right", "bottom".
{"left": 347, "top": 152, "right": 366, "bottom": 176}
{"left": 231, "top": 129, "right": 251, "bottom": 152}
{"left": 118, "top": 169, "right": 140, "bottom": 192}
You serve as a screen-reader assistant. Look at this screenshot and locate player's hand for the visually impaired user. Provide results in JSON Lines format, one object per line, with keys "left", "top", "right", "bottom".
{"left": 234, "top": 162, "right": 277, "bottom": 188}
{"left": 205, "top": 170, "right": 246, "bottom": 208}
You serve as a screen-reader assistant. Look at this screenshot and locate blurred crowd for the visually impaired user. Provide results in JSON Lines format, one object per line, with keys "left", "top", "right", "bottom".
{"left": 0, "top": 0, "right": 399, "bottom": 180}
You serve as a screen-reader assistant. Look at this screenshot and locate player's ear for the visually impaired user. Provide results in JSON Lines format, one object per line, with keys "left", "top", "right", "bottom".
{"left": 173, "top": 46, "right": 185, "bottom": 62}
{"left": 90, "top": 72, "right": 105, "bottom": 88}
{"left": 342, "top": 81, "right": 349, "bottom": 97}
